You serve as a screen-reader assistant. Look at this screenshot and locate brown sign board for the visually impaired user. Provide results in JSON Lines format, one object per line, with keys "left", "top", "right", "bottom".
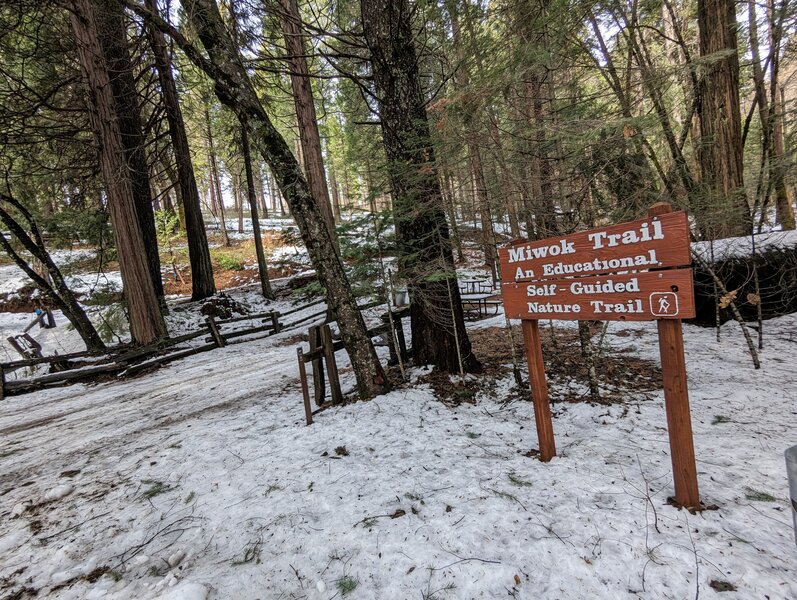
{"left": 503, "top": 269, "right": 696, "bottom": 321}
{"left": 499, "top": 211, "right": 691, "bottom": 283}
{"left": 504, "top": 204, "right": 700, "bottom": 510}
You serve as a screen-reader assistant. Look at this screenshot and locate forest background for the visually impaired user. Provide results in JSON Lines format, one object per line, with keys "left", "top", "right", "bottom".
{"left": 0, "top": 0, "right": 795, "bottom": 388}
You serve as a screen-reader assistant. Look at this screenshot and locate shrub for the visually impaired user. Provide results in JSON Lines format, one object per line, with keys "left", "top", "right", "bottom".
{"left": 212, "top": 251, "right": 244, "bottom": 271}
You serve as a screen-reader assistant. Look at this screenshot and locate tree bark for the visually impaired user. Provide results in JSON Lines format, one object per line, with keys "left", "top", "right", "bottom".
{"left": 71, "top": 0, "right": 167, "bottom": 344}
{"left": 255, "top": 162, "right": 269, "bottom": 218}
{"left": 696, "top": 0, "right": 752, "bottom": 238}
{"left": 511, "top": 0, "right": 558, "bottom": 237}
{"left": 449, "top": 1, "right": 497, "bottom": 281}
{"left": 770, "top": 81, "right": 795, "bottom": 229}
{"left": 440, "top": 164, "right": 464, "bottom": 261}
{"left": 766, "top": 0, "right": 795, "bottom": 230}
{"left": 145, "top": 0, "right": 215, "bottom": 300}
{"left": 204, "top": 105, "right": 230, "bottom": 246}
{"left": 328, "top": 156, "right": 342, "bottom": 223}
{"left": 361, "top": 0, "right": 479, "bottom": 372}
{"left": 242, "top": 124, "right": 275, "bottom": 298}
{"left": 232, "top": 169, "right": 244, "bottom": 233}
{"left": 279, "top": 0, "right": 336, "bottom": 240}
{"left": 93, "top": 0, "right": 164, "bottom": 299}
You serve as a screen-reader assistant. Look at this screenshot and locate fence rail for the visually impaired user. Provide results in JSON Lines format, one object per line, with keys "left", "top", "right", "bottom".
{"left": 1, "top": 308, "right": 285, "bottom": 399}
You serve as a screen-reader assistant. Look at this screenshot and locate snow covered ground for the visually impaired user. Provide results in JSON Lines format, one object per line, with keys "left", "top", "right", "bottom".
{"left": 1, "top": 305, "right": 796, "bottom": 599}
{"left": 0, "top": 250, "right": 120, "bottom": 299}
{"left": 692, "top": 230, "right": 797, "bottom": 261}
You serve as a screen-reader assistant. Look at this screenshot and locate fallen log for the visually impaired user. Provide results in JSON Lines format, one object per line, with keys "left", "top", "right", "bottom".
{"left": 692, "top": 240, "right": 797, "bottom": 325}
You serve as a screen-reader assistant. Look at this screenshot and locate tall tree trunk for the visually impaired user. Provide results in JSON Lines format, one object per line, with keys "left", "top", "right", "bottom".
{"left": 511, "top": 0, "right": 557, "bottom": 237}
{"left": 341, "top": 164, "right": 352, "bottom": 217}
{"left": 242, "top": 124, "right": 274, "bottom": 298}
{"left": 448, "top": 0, "right": 497, "bottom": 281}
{"left": 268, "top": 169, "right": 287, "bottom": 216}
{"left": 206, "top": 148, "right": 219, "bottom": 218}
{"left": 279, "top": 0, "right": 336, "bottom": 239}
{"left": 328, "top": 156, "right": 342, "bottom": 223}
{"left": 162, "top": 161, "right": 185, "bottom": 228}
{"left": 261, "top": 165, "right": 274, "bottom": 217}
{"left": 71, "top": 0, "right": 167, "bottom": 344}
{"left": 528, "top": 74, "right": 557, "bottom": 237}
{"left": 770, "top": 82, "right": 795, "bottom": 229}
{"left": 94, "top": 0, "right": 163, "bottom": 299}
{"left": 483, "top": 111, "right": 522, "bottom": 238}
{"left": 440, "top": 164, "right": 464, "bottom": 261}
{"left": 767, "top": 0, "right": 795, "bottom": 230}
{"left": 696, "top": 0, "right": 751, "bottom": 238}
{"left": 138, "top": 0, "right": 388, "bottom": 397}
{"left": 204, "top": 106, "right": 230, "bottom": 246}
{"left": 470, "top": 145, "right": 498, "bottom": 280}
{"left": 232, "top": 170, "right": 244, "bottom": 233}
{"left": 361, "top": 0, "right": 479, "bottom": 372}
{"left": 620, "top": 10, "right": 699, "bottom": 209}
{"left": 255, "top": 162, "right": 269, "bottom": 218}
{"left": 458, "top": 0, "right": 521, "bottom": 238}
{"left": 749, "top": 0, "right": 775, "bottom": 222}
{"left": 145, "top": 0, "right": 215, "bottom": 300}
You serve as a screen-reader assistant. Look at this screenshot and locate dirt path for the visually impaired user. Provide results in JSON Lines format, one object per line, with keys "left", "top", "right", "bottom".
{"left": 0, "top": 334, "right": 299, "bottom": 489}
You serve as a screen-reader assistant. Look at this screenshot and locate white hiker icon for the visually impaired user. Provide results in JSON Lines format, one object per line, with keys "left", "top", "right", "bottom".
{"left": 650, "top": 292, "right": 679, "bottom": 317}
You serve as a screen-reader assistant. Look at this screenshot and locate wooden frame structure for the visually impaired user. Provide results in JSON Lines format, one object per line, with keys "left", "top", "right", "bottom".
{"left": 297, "top": 308, "right": 410, "bottom": 425}
{"left": 500, "top": 203, "right": 701, "bottom": 510}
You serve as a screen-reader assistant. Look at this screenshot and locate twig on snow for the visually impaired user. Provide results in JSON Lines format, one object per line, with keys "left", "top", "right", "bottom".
{"left": 38, "top": 510, "right": 113, "bottom": 542}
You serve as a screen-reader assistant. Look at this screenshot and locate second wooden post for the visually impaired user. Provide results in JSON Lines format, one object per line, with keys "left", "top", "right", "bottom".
{"left": 649, "top": 202, "right": 700, "bottom": 510}
{"left": 521, "top": 320, "right": 556, "bottom": 462}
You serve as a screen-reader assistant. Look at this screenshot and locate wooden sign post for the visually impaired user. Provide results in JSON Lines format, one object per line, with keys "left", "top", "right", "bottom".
{"left": 499, "top": 203, "right": 700, "bottom": 510}
{"left": 649, "top": 203, "right": 699, "bottom": 510}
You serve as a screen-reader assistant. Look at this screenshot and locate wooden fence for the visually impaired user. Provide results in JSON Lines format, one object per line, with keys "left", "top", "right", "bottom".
{"left": 297, "top": 306, "right": 411, "bottom": 425}
{"left": 1, "top": 309, "right": 283, "bottom": 398}
{"left": 1, "top": 296, "right": 396, "bottom": 400}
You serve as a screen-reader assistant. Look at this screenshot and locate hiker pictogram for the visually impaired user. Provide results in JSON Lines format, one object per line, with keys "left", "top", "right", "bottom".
{"left": 650, "top": 292, "right": 679, "bottom": 317}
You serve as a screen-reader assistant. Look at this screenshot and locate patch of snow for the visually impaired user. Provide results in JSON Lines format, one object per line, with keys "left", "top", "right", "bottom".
{"left": 0, "top": 308, "right": 99, "bottom": 362}
{"left": 43, "top": 484, "right": 75, "bottom": 503}
{"left": 692, "top": 230, "right": 797, "bottom": 261}
{"left": 0, "top": 265, "right": 30, "bottom": 295}
{"left": 153, "top": 581, "right": 209, "bottom": 600}
{"left": 167, "top": 549, "right": 186, "bottom": 568}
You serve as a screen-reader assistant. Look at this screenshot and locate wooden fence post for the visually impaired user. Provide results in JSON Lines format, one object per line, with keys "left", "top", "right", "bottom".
{"left": 0, "top": 366, "right": 5, "bottom": 400}
{"left": 320, "top": 324, "right": 343, "bottom": 405}
{"left": 308, "top": 325, "right": 325, "bottom": 406}
{"left": 395, "top": 318, "right": 408, "bottom": 361}
{"left": 521, "top": 320, "right": 556, "bottom": 462}
{"left": 206, "top": 315, "right": 226, "bottom": 348}
{"left": 649, "top": 202, "right": 700, "bottom": 509}
{"left": 381, "top": 313, "right": 399, "bottom": 365}
{"left": 297, "top": 348, "right": 313, "bottom": 425}
{"left": 271, "top": 312, "right": 282, "bottom": 333}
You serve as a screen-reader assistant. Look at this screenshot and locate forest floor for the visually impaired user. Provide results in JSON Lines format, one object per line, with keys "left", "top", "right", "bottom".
{"left": 1, "top": 229, "right": 797, "bottom": 599}
{"left": 0, "top": 226, "right": 306, "bottom": 316}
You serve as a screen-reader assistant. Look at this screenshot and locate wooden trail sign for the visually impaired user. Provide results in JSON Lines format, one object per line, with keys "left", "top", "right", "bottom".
{"left": 499, "top": 210, "right": 690, "bottom": 282}
{"left": 501, "top": 203, "right": 701, "bottom": 510}
{"left": 503, "top": 270, "right": 696, "bottom": 321}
